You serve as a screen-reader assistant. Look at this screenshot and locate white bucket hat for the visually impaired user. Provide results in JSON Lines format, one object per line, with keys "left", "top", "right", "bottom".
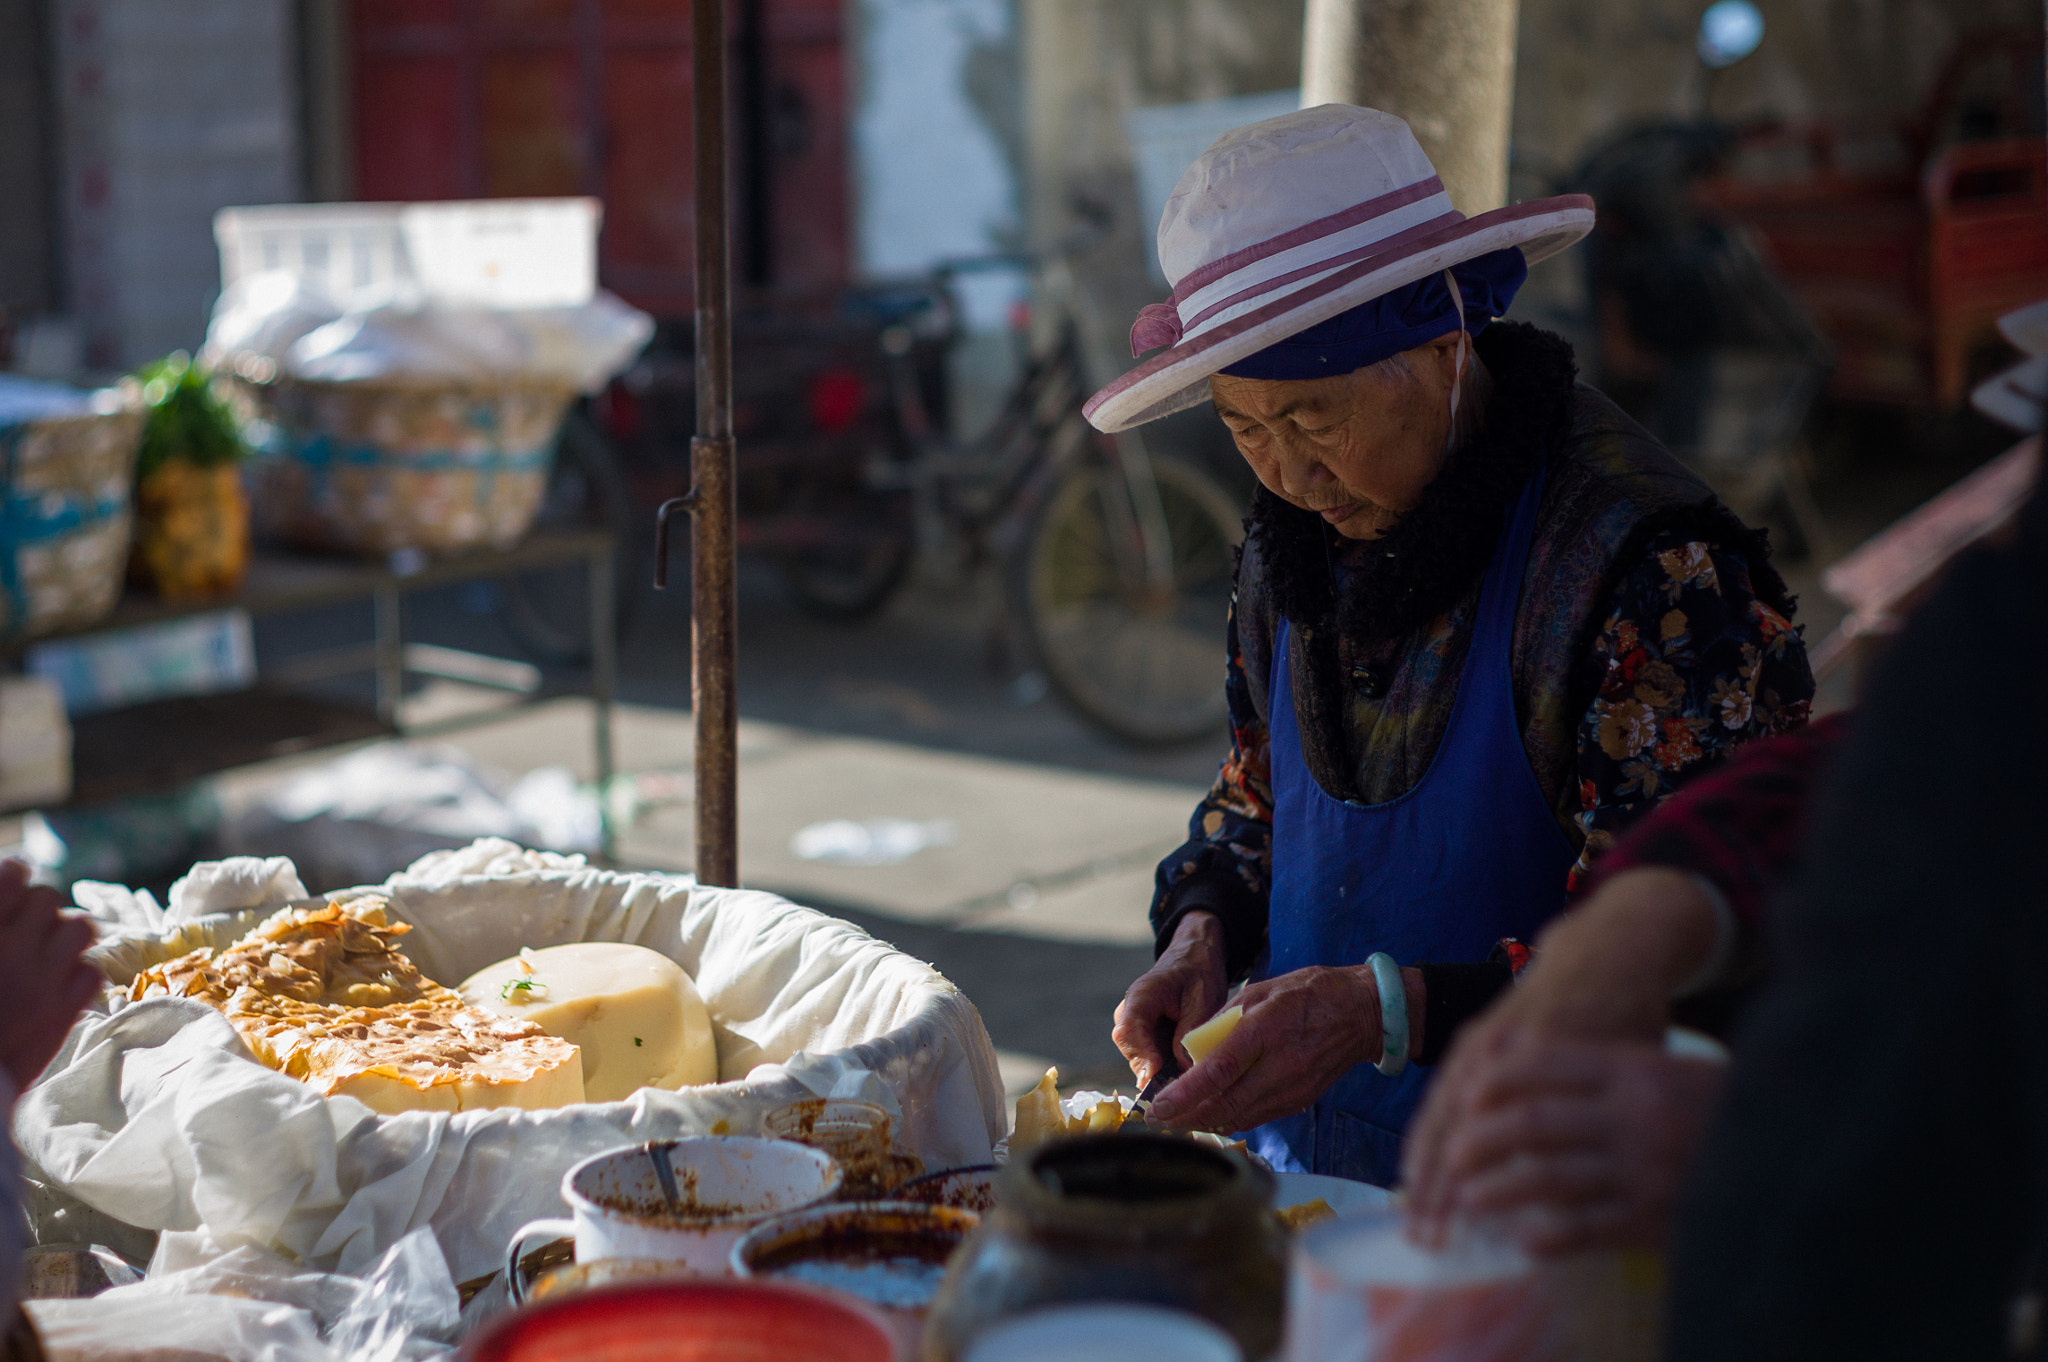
{"left": 1084, "top": 105, "right": 1597, "bottom": 433}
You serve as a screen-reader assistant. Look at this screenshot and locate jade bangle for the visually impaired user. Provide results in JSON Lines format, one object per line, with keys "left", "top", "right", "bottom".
{"left": 1368, "top": 951, "right": 1408, "bottom": 1077}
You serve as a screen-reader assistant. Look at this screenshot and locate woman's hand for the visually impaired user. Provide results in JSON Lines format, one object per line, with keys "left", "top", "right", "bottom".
{"left": 0, "top": 859, "right": 99, "bottom": 1092}
{"left": 1405, "top": 1028, "right": 1724, "bottom": 1255}
{"left": 1113, "top": 912, "right": 1231, "bottom": 1087}
{"left": 1142, "top": 962, "right": 1418, "bottom": 1133}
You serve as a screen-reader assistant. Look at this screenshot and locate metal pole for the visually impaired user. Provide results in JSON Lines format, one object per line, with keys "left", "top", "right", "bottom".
{"left": 689, "top": 0, "right": 739, "bottom": 888}
{"left": 588, "top": 536, "right": 617, "bottom": 862}
{"left": 373, "top": 582, "right": 404, "bottom": 728}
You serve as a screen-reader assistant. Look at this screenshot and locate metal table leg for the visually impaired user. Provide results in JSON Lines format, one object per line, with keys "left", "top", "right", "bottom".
{"left": 374, "top": 583, "right": 404, "bottom": 728}
{"left": 589, "top": 537, "right": 617, "bottom": 860}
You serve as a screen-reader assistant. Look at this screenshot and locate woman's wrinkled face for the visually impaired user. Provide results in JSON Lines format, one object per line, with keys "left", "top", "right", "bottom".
{"left": 1209, "top": 330, "right": 1465, "bottom": 540}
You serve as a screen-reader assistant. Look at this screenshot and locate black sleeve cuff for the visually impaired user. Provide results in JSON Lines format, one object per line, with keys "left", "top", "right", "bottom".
{"left": 1152, "top": 868, "right": 1267, "bottom": 983}
{"left": 1414, "top": 961, "right": 1515, "bottom": 1065}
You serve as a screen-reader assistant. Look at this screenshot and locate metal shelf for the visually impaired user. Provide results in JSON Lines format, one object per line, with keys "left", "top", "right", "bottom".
{"left": 24, "top": 527, "right": 620, "bottom": 853}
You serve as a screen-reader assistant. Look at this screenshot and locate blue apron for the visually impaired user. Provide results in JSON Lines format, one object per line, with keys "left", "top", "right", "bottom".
{"left": 1247, "top": 471, "right": 1576, "bottom": 1186}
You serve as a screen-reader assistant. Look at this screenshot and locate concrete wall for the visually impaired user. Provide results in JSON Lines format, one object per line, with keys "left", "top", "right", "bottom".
{"left": 853, "top": 0, "right": 1022, "bottom": 285}
{"left": 1021, "top": 0, "right": 1305, "bottom": 392}
{"left": 851, "top": 0, "right": 1025, "bottom": 435}
{"left": 51, "top": 0, "right": 302, "bottom": 372}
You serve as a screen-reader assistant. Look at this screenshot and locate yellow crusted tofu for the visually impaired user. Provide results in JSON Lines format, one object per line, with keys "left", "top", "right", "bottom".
{"left": 458, "top": 942, "right": 718, "bottom": 1101}
{"left": 130, "top": 897, "right": 585, "bottom": 1113}
{"left": 1012, "top": 1067, "right": 1068, "bottom": 1152}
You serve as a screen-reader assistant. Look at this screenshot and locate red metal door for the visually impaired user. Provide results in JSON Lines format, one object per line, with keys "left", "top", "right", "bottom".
{"left": 350, "top": 0, "right": 846, "bottom": 316}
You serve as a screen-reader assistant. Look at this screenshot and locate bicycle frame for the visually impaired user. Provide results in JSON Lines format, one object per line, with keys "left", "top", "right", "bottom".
{"left": 876, "top": 260, "right": 1176, "bottom": 590}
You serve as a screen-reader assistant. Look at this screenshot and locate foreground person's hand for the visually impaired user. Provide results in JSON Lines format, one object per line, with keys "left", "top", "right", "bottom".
{"left": 1113, "top": 912, "right": 1230, "bottom": 1087}
{"left": 1404, "top": 867, "right": 1726, "bottom": 1242}
{"left": 1143, "top": 962, "right": 1415, "bottom": 1133}
{"left": 1406, "top": 1029, "right": 1724, "bottom": 1256}
{"left": 0, "top": 858, "right": 99, "bottom": 1092}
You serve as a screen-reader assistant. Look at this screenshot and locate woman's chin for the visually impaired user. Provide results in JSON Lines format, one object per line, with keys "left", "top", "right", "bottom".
{"left": 1330, "top": 505, "right": 1399, "bottom": 540}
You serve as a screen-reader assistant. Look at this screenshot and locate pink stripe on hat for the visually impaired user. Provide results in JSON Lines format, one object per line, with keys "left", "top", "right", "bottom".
{"left": 1171, "top": 210, "right": 1464, "bottom": 342}
{"left": 1169, "top": 175, "right": 1452, "bottom": 303}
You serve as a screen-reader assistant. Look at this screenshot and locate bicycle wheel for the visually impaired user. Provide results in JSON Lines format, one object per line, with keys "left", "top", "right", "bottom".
{"left": 1015, "top": 454, "right": 1244, "bottom": 745}
{"left": 500, "top": 407, "right": 643, "bottom": 665}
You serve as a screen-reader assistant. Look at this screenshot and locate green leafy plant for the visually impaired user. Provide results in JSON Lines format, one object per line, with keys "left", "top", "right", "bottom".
{"left": 133, "top": 351, "right": 246, "bottom": 480}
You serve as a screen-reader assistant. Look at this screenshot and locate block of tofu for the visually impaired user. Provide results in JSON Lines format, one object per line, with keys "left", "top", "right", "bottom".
{"left": 458, "top": 942, "right": 718, "bottom": 1101}
{"left": 1181, "top": 1005, "right": 1243, "bottom": 1065}
{"left": 130, "top": 897, "right": 585, "bottom": 1113}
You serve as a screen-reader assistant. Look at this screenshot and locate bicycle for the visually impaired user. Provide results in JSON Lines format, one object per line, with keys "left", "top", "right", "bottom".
{"left": 858, "top": 245, "right": 1246, "bottom": 746}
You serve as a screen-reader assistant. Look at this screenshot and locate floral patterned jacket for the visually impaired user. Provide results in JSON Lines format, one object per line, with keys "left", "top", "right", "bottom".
{"left": 1151, "top": 324, "right": 1817, "bottom": 989}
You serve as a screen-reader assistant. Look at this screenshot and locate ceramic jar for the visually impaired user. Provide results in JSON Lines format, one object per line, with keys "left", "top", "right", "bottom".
{"left": 922, "top": 1133, "right": 1286, "bottom": 1361}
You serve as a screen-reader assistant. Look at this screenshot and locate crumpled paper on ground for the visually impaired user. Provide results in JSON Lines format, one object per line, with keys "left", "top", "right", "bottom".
{"left": 25, "top": 840, "right": 1006, "bottom": 1283}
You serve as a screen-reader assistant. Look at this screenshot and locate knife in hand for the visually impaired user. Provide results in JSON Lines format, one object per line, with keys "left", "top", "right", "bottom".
{"left": 1132, "top": 1018, "right": 1184, "bottom": 1118}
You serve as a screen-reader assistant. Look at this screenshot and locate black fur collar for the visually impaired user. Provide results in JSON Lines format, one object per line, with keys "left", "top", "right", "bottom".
{"left": 1244, "top": 321, "right": 1577, "bottom": 643}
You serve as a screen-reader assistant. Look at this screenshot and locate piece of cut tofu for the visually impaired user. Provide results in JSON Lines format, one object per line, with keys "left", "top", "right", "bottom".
{"left": 459, "top": 943, "right": 719, "bottom": 1101}
{"left": 1181, "top": 1005, "right": 1243, "bottom": 1064}
{"left": 1012, "top": 1067, "right": 1067, "bottom": 1152}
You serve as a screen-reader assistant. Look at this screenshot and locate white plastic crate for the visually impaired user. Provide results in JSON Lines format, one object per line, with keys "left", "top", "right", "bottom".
{"left": 214, "top": 197, "right": 601, "bottom": 310}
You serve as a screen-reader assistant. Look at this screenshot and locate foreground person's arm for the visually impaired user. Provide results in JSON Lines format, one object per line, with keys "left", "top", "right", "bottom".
{"left": 1400, "top": 870, "right": 1728, "bottom": 1251}
{"left": 1669, "top": 524, "right": 2048, "bottom": 1360}
{"left": 1403, "top": 717, "right": 1848, "bottom": 1252}
{"left": 0, "top": 858, "right": 101, "bottom": 1326}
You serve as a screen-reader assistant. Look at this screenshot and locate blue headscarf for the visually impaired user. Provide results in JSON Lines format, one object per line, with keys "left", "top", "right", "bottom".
{"left": 1218, "top": 247, "right": 1528, "bottom": 381}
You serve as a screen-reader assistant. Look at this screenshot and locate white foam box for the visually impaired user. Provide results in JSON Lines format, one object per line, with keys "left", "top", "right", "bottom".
{"left": 0, "top": 676, "right": 72, "bottom": 811}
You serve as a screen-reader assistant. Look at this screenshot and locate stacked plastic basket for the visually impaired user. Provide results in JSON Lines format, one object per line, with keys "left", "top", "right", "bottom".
{"left": 212, "top": 199, "right": 609, "bottom": 556}
{"left": 0, "top": 379, "right": 144, "bottom": 639}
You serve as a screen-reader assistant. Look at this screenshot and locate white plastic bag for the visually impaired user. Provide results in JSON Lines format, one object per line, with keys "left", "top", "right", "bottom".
{"left": 23, "top": 841, "right": 1006, "bottom": 1283}
{"left": 204, "top": 271, "right": 654, "bottom": 394}
{"left": 28, "top": 1227, "right": 460, "bottom": 1362}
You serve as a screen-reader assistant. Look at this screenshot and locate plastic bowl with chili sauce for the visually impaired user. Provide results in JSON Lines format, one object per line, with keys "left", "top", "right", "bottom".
{"left": 460, "top": 1279, "right": 896, "bottom": 1362}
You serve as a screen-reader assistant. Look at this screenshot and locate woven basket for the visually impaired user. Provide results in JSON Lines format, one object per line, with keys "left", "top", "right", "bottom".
{"left": 237, "top": 377, "right": 576, "bottom": 556}
{"left": 0, "top": 406, "right": 144, "bottom": 639}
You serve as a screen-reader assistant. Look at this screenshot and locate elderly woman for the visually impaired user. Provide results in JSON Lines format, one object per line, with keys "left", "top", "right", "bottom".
{"left": 1098, "top": 105, "right": 1813, "bottom": 1185}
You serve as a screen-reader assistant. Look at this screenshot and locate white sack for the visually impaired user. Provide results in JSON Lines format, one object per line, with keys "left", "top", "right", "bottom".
{"left": 71, "top": 854, "right": 306, "bottom": 946}
{"left": 28, "top": 1226, "right": 459, "bottom": 1362}
{"left": 204, "top": 274, "right": 654, "bottom": 393}
{"left": 23, "top": 841, "right": 1006, "bottom": 1283}
{"left": 200, "top": 271, "right": 349, "bottom": 373}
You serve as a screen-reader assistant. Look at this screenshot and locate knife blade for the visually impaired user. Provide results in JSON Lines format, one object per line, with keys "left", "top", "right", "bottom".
{"left": 1132, "top": 1018, "right": 1183, "bottom": 1116}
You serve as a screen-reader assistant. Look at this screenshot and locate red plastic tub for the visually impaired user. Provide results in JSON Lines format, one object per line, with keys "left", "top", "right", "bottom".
{"left": 463, "top": 1278, "right": 898, "bottom": 1362}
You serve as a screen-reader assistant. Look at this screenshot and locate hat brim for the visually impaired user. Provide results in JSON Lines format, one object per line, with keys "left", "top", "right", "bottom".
{"left": 1084, "top": 195, "right": 1596, "bottom": 433}
{"left": 1974, "top": 354, "right": 2048, "bottom": 433}
{"left": 1999, "top": 298, "right": 2048, "bottom": 358}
